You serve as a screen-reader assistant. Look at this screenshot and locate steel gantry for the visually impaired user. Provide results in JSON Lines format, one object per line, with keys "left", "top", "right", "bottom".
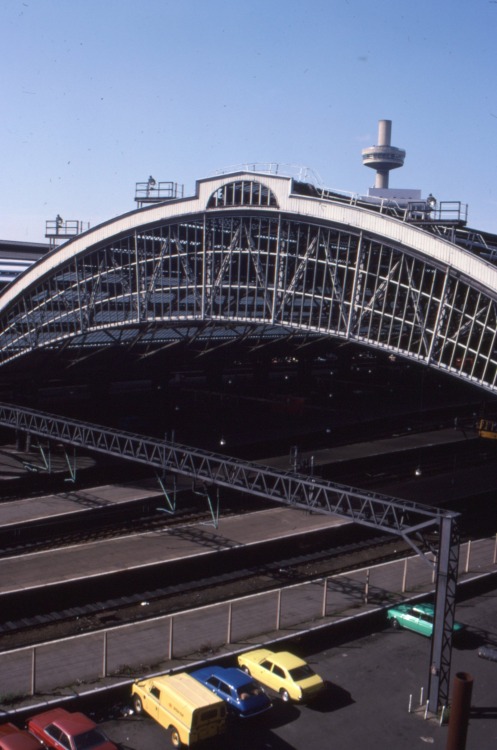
{"left": 1, "top": 169, "right": 497, "bottom": 393}
{"left": 0, "top": 401, "right": 458, "bottom": 712}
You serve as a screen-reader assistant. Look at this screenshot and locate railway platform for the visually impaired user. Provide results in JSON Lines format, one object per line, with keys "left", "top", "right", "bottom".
{"left": 0, "top": 423, "right": 485, "bottom": 596}
{"left": 0, "top": 506, "right": 347, "bottom": 595}
{"left": 262, "top": 424, "right": 478, "bottom": 471}
{"left": 0, "top": 446, "right": 96, "bottom": 482}
{"left": 0, "top": 480, "right": 166, "bottom": 529}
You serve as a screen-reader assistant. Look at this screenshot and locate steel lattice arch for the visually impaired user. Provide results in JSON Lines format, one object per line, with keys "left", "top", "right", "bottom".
{"left": 2, "top": 169, "right": 497, "bottom": 392}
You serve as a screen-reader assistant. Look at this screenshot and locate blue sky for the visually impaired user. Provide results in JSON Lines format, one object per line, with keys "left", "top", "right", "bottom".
{"left": 2, "top": 0, "right": 496, "bottom": 242}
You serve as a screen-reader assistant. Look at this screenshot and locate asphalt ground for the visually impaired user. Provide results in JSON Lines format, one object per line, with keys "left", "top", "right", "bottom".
{"left": 97, "top": 579, "right": 497, "bottom": 750}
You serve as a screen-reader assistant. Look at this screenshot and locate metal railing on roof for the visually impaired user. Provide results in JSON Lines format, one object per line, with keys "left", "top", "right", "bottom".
{"left": 135, "top": 180, "right": 184, "bottom": 207}
{"left": 45, "top": 218, "right": 90, "bottom": 249}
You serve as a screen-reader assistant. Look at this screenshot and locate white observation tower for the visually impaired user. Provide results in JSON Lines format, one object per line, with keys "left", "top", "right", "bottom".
{"left": 362, "top": 119, "right": 406, "bottom": 189}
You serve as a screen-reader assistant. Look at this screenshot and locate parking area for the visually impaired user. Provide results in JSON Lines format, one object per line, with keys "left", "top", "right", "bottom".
{"left": 98, "top": 579, "right": 497, "bottom": 750}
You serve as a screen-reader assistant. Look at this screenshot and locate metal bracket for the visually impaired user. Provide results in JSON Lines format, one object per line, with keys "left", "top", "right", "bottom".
{"left": 38, "top": 442, "right": 52, "bottom": 473}
{"left": 192, "top": 482, "right": 220, "bottom": 529}
{"left": 156, "top": 473, "right": 177, "bottom": 514}
{"left": 22, "top": 441, "right": 51, "bottom": 473}
{"left": 63, "top": 447, "right": 77, "bottom": 483}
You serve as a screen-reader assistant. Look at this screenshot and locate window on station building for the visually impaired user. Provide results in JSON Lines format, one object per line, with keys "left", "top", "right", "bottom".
{"left": 207, "top": 180, "right": 278, "bottom": 209}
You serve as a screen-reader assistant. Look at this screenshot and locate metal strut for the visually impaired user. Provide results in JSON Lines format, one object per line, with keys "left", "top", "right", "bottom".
{"left": 22, "top": 441, "right": 51, "bottom": 473}
{"left": 63, "top": 446, "right": 77, "bottom": 483}
{"left": 192, "top": 482, "right": 220, "bottom": 528}
{"left": 156, "top": 473, "right": 177, "bottom": 514}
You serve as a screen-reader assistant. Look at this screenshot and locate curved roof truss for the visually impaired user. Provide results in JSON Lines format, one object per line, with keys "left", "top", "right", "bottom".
{"left": 2, "top": 172, "right": 497, "bottom": 392}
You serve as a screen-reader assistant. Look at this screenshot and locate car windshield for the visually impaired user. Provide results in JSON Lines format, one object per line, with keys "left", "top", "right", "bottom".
{"left": 73, "top": 730, "right": 107, "bottom": 750}
{"left": 289, "top": 664, "right": 314, "bottom": 681}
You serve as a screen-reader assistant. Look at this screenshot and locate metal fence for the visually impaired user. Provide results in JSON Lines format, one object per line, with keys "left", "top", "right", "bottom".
{"left": 1, "top": 537, "right": 495, "bottom": 700}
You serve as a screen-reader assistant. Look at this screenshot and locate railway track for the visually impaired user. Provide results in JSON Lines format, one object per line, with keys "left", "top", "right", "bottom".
{"left": 1, "top": 430, "right": 496, "bottom": 656}
{"left": 0, "top": 525, "right": 411, "bottom": 652}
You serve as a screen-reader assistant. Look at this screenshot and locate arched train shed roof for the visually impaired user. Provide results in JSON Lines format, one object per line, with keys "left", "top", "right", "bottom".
{"left": 1, "top": 171, "right": 497, "bottom": 393}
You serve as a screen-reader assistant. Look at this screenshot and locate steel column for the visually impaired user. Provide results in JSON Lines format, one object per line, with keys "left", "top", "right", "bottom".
{"left": 428, "top": 513, "right": 460, "bottom": 713}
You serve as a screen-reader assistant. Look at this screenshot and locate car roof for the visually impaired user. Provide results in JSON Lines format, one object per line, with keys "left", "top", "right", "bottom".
{"left": 28, "top": 709, "right": 95, "bottom": 734}
{"left": 0, "top": 725, "right": 42, "bottom": 750}
{"left": 138, "top": 673, "right": 225, "bottom": 706}
{"left": 0, "top": 727, "right": 18, "bottom": 740}
{"left": 243, "top": 648, "right": 306, "bottom": 667}
{"left": 390, "top": 602, "right": 434, "bottom": 614}
{"left": 273, "top": 652, "right": 307, "bottom": 669}
{"left": 257, "top": 650, "right": 306, "bottom": 669}
{"left": 411, "top": 603, "right": 435, "bottom": 615}
{"left": 0, "top": 736, "right": 42, "bottom": 750}
{"left": 242, "top": 648, "right": 273, "bottom": 661}
{"left": 191, "top": 666, "right": 252, "bottom": 688}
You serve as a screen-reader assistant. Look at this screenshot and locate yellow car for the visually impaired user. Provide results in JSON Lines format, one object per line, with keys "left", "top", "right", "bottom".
{"left": 237, "top": 649, "right": 325, "bottom": 703}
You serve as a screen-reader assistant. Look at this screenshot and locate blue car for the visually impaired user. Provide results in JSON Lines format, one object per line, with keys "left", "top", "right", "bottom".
{"left": 190, "top": 666, "right": 272, "bottom": 718}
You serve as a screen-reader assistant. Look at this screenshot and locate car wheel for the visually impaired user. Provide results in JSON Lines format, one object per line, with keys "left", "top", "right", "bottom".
{"left": 280, "top": 689, "right": 290, "bottom": 702}
{"left": 242, "top": 666, "right": 251, "bottom": 676}
{"left": 170, "top": 727, "right": 182, "bottom": 747}
{"left": 132, "top": 695, "right": 144, "bottom": 714}
{"left": 391, "top": 618, "right": 400, "bottom": 629}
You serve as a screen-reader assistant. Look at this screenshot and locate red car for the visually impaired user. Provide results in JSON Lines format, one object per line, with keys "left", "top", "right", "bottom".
{"left": 0, "top": 723, "right": 43, "bottom": 750}
{"left": 26, "top": 709, "right": 117, "bottom": 750}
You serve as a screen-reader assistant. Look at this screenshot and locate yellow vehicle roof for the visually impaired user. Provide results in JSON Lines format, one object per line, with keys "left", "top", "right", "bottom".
{"left": 269, "top": 651, "right": 307, "bottom": 669}
{"left": 243, "top": 649, "right": 306, "bottom": 669}
{"left": 136, "top": 673, "right": 224, "bottom": 708}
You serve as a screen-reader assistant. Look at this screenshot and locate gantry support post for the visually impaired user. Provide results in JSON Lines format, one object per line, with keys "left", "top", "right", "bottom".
{"left": 427, "top": 513, "right": 460, "bottom": 714}
{"left": 192, "top": 483, "right": 220, "bottom": 529}
{"left": 37, "top": 442, "right": 51, "bottom": 473}
{"left": 63, "top": 446, "right": 77, "bottom": 483}
{"left": 156, "top": 474, "right": 177, "bottom": 514}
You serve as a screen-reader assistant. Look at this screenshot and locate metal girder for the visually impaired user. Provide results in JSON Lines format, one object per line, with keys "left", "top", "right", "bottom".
{"left": 405, "top": 259, "right": 431, "bottom": 356}
{"left": 428, "top": 514, "right": 460, "bottom": 713}
{"left": 0, "top": 401, "right": 443, "bottom": 534}
{"left": 360, "top": 259, "right": 400, "bottom": 317}
{"left": 276, "top": 235, "right": 318, "bottom": 314}
{"left": 205, "top": 225, "right": 242, "bottom": 315}
{"left": 0, "top": 402, "right": 459, "bottom": 712}
{"left": 246, "top": 234, "right": 274, "bottom": 320}
{"left": 321, "top": 239, "right": 348, "bottom": 331}
{"left": 140, "top": 236, "right": 171, "bottom": 311}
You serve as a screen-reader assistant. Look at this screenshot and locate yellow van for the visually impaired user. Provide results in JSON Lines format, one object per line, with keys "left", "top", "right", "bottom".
{"left": 131, "top": 672, "right": 227, "bottom": 747}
